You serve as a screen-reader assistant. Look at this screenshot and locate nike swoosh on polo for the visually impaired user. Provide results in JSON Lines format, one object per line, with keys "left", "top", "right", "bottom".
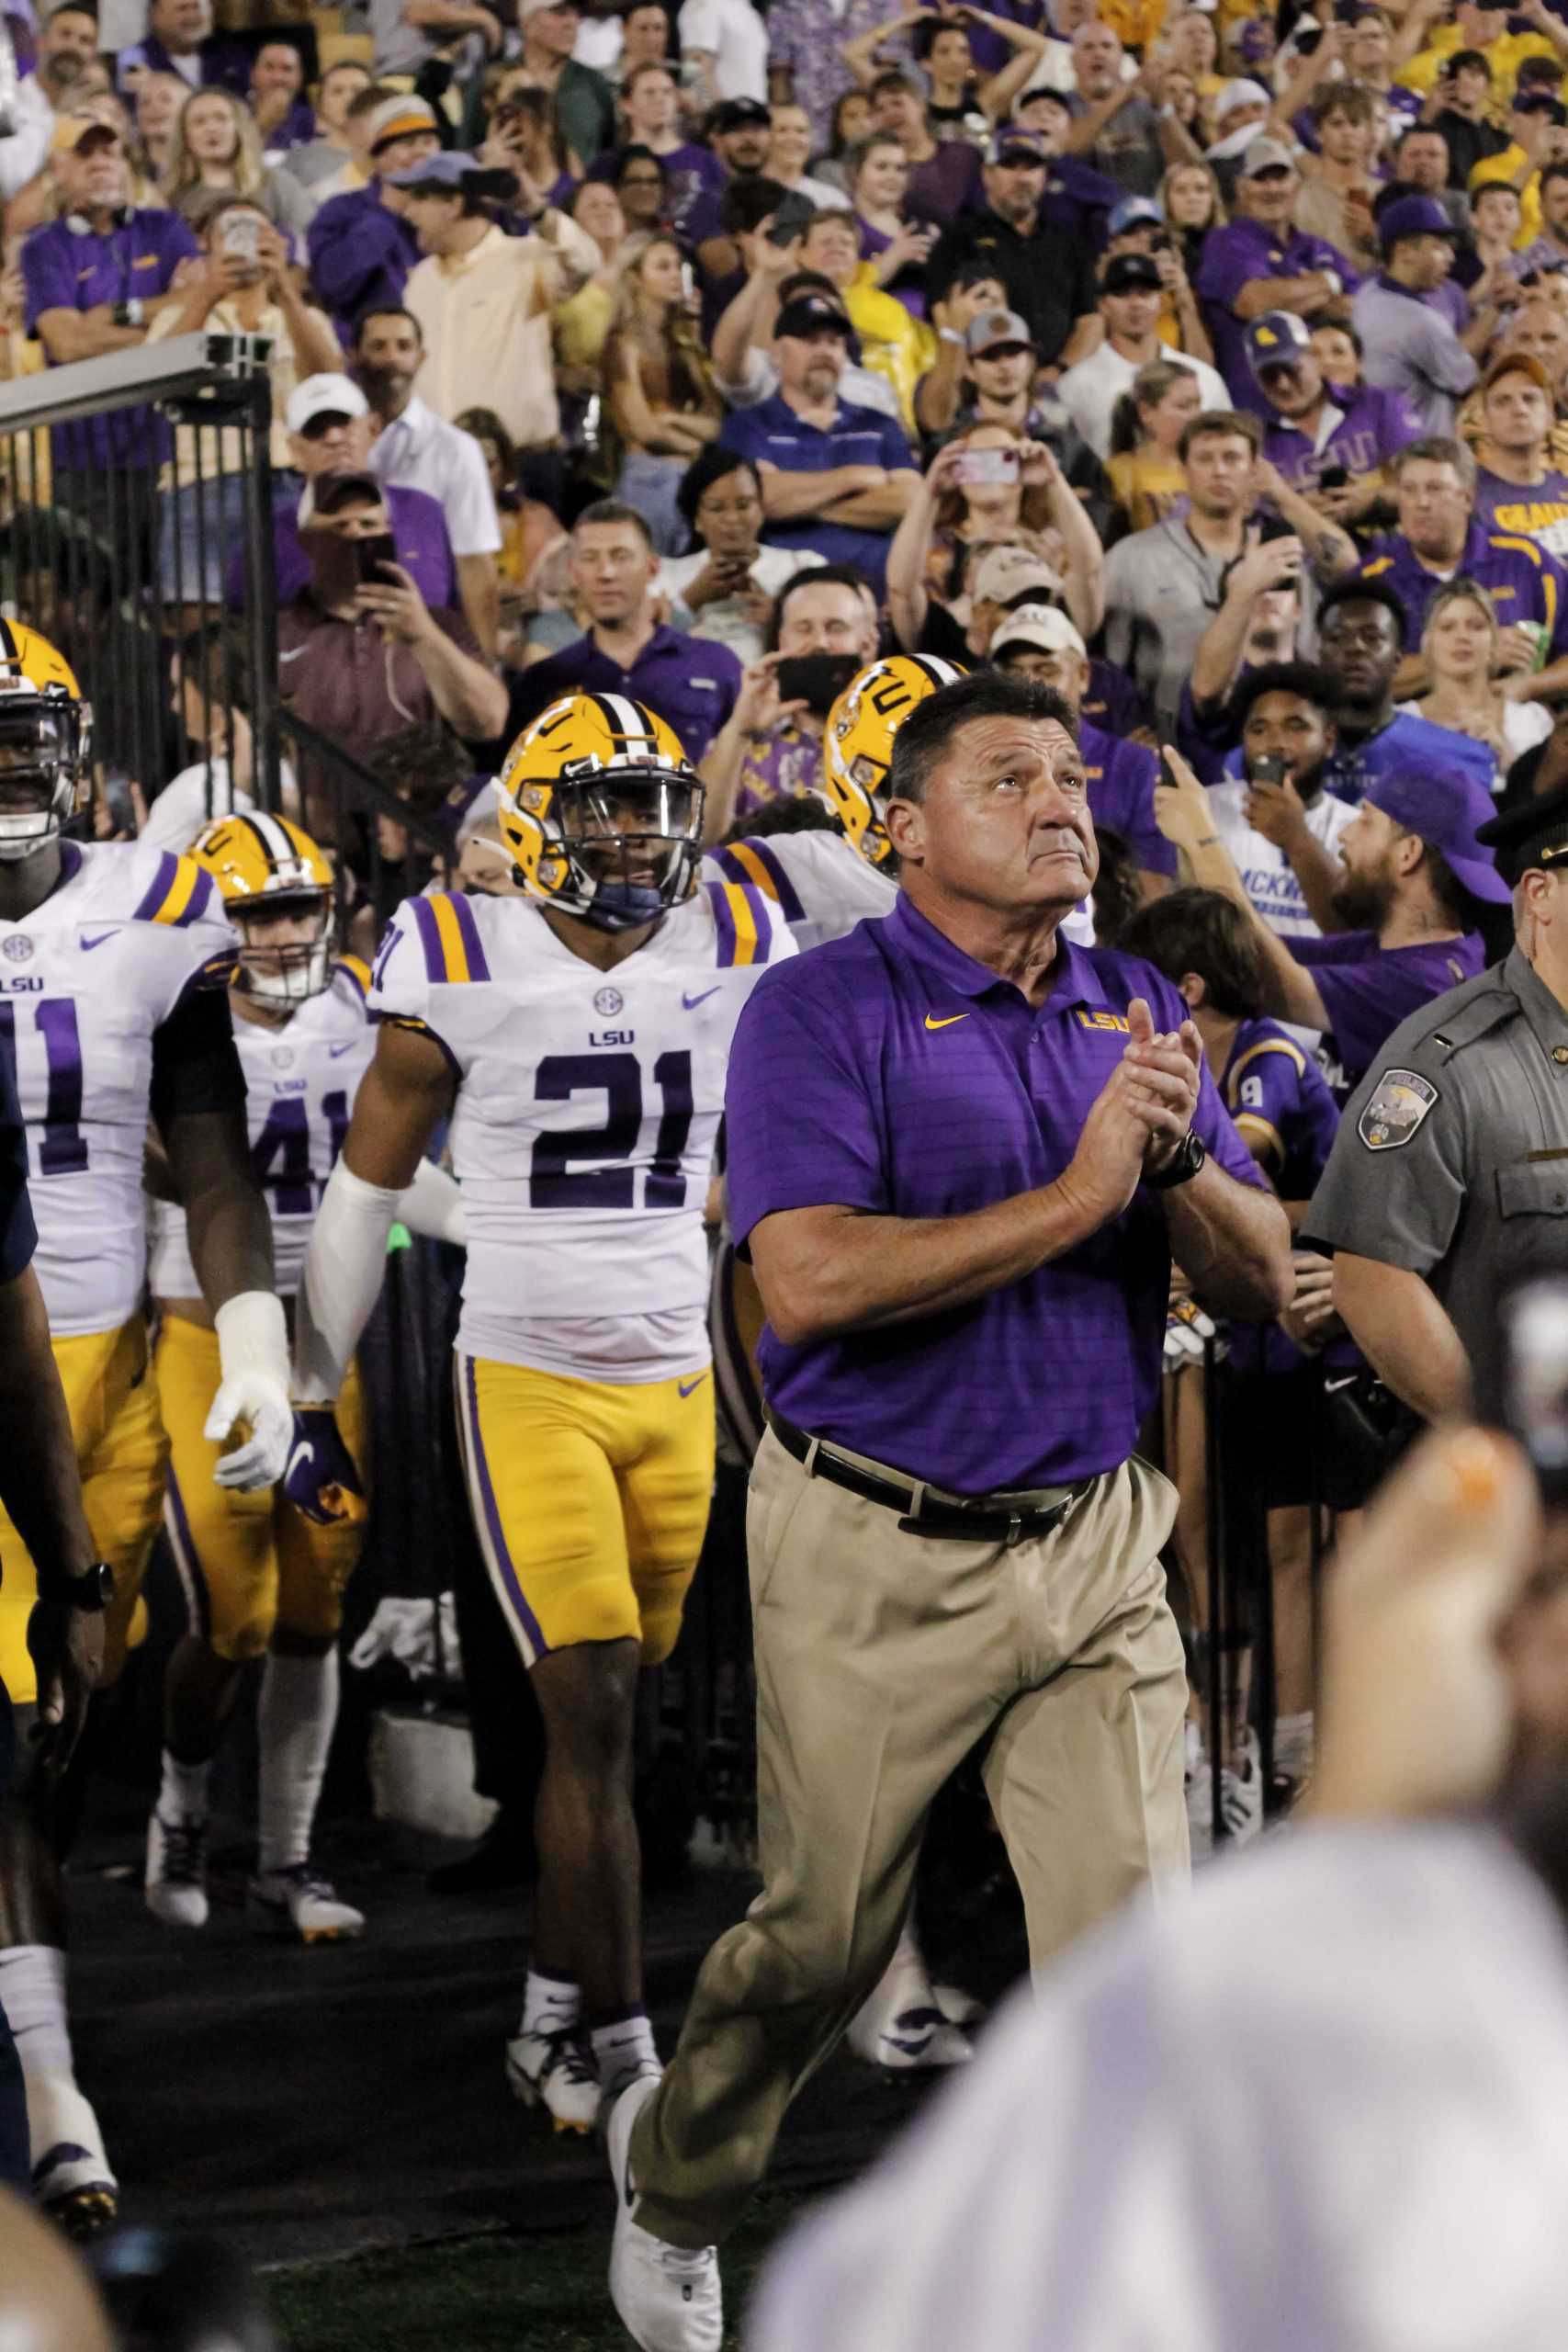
{"left": 682, "top": 987, "right": 719, "bottom": 1011}
{"left": 81, "top": 930, "right": 119, "bottom": 951}
{"left": 677, "top": 1372, "right": 709, "bottom": 1399}
{"left": 924, "top": 1012, "right": 968, "bottom": 1030}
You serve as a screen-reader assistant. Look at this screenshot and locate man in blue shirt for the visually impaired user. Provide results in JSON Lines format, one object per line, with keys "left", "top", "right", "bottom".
{"left": 1195, "top": 137, "right": 1358, "bottom": 403}
{"left": 1248, "top": 309, "right": 1418, "bottom": 514}
{"left": 505, "top": 502, "right": 741, "bottom": 764}
{"left": 717, "top": 290, "right": 919, "bottom": 598}
{"left": 1357, "top": 435, "right": 1568, "bottom": 698}
{"left": 604, "top": 671, "right": 1291, "bottom": 2352}
{"left": 306, "top": 94, "right": 442, "bottom": 345}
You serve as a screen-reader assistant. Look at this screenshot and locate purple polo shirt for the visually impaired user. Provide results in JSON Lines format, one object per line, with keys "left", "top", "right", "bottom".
{"left": 307, "top": 186, "right": 421, "bottom": 344}
{"left": 717, "top": 392, "right": 915, "bottom": 594}
{"left": 1195, "top": 218, "right": 1359, "bottom": 403}
{"left": 1260, "top": 380, "right": 1420, "bottom": 492}
{"left": 726, "top": 890, "right": 1262, "bottom": 1492}
{"left": 261, "top": 99, "right": 319, "bottom": 157}
{"left": 504, "top": 622, "right": 741, "bottom": 764}
{"left": 1079, "top": 718, "right": 1175, "bottom": 878}
{"left": 23, "top": 208, "right": 198, "bottom": 469}
{"left": 1289, "top": 927, "right": 1484, "bottom": 1098}
{"left": 1358, "top": 517, "right": 1568, "bottom": 656}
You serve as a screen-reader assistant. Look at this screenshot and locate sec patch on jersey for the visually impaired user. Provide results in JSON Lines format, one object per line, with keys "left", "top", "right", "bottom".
{"left": 1359, "top": 1068, "right": 1438, "bottom": 1151}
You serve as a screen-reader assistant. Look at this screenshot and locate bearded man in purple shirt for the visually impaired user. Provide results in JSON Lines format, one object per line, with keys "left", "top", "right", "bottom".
{"left": 1157, "top": 753, "right": 1508, "bottom": 1100}
{"left": 604, "top": 670, "right": 1292, "bottom": 2352}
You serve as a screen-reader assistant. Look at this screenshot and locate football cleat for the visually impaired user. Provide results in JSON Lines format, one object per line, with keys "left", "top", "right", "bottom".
{"left": 28, "top": 2074, "right": 118, "bottom": 2242}
{"left": 144, "top": 1808, "right": 209, "bottom": 1929}
{"left": 505, "top": 2024, "right": 600, "bottom": 2135}
{"left": 248, "top": 1862, "right": 365, "bottom": 1943}
{"left": 846, "top": 1934, "right": 974, "bottom": 2075}
{"left": 607, "top": 2074, "right": 722, "bottom": 2352}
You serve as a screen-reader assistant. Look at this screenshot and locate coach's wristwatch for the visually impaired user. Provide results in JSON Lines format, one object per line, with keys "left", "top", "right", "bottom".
{"left": 1145, "top": 1131, "right": 1207, "bottom": 1192}
{"left": 34, "top": 1561, "right": 116, "bottom": 1612}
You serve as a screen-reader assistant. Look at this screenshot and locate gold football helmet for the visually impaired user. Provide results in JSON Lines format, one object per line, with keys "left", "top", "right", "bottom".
{"left": 496, "top": 692, "right": 705, "bottom": 932}
{"left": 190, "top": 811, "right": 335, "bottom": 1003}
{"left": 0, "top": 621, "right": 92, "bottom": 863}
{"left": 823, "top": 655, "right": 965, "bottom": 868}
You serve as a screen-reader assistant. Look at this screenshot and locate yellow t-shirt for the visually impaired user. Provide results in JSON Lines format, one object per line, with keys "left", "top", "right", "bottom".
{"left": 1109, "top": 447, "right": 1187, "bottom": 531}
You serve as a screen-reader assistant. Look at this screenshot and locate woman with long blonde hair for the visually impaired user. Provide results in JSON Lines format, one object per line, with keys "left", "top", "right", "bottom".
{"left": 599, "top": 231, "right": 720, "bottom": 552}
{"left": 1398, "top": 578, "right": 1552, "bottom": 785}
{"left": 163, "top": 87, "right": 310, "bottom": 237}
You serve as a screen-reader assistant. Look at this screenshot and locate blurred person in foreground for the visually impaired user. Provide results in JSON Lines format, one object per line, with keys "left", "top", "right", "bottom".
{"left": 751, "top": 1417, "right": 1568, "bottom": 2352}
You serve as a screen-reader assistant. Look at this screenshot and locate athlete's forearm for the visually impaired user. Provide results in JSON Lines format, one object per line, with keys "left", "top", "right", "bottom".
{"left": 0, "top": 1264, "right": 96, "bottom": 1584}
{"left": 167, "top": 1102, "right": 276, "bottom": 1308}
{"left": 294, "top": 1160, "right": 406, "bottom": 1404}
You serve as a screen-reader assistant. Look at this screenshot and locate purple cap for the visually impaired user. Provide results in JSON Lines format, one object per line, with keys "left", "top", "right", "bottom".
{"left": 1379, "top": 192, "right": 1459, "bottom": 250}
{"left": 1365, "top": 767, "right": 1512, "bottom": 904}
{"left": 1246, "top": 309, "right": 1313, "bottom": 376}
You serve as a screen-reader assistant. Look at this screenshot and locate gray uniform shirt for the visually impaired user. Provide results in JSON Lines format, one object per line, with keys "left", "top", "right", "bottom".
{"left": 1304, "top": 947, "right": 1568, "bottom": 1399}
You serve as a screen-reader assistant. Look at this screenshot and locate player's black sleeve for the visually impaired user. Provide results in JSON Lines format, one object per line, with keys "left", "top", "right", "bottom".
{"left": 149, "top": 986, "right": 247, "bottom": 1132}
{"left": 0, "top": 1044, "right": 35, "bottom": 1283}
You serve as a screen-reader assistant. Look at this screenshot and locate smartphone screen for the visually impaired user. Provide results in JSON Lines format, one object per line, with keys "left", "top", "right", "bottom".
{"left": 355, "top": 532, "right": 399, "bottom": 586}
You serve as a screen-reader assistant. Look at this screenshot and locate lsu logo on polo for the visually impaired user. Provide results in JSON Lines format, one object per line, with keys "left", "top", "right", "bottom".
{"left": 1359, "top": 1068, "right": 1438, "bottom": 1151}
{"left": 1077, "top": 1010, "right": 1130, "bottom": 1034}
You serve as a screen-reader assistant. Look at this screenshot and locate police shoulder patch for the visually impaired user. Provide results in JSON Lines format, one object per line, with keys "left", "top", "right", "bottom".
{"left": 1359, "top": 1067, "right": 1438, "bottom": 1151}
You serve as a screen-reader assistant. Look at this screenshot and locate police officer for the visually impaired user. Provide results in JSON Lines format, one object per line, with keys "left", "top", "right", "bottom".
{"left": 1305, "top": 782, "right": 1568, "bottom": 1422}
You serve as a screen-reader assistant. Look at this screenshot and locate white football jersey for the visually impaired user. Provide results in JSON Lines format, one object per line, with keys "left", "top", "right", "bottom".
{"left": 0, "top": 841, "right": 236, "bottom": 1336}
{"left": 149, "top": 959, "right": 376, "bottom": 1301}
{"left": 702, "top": 827, "right": 1097, "bottom": 950}
{"left": 368, "top": 878, "right": 795, "bottom": 1381}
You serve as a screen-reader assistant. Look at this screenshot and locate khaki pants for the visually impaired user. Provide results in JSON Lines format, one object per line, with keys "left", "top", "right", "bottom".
{"left": 632, "top": 1427, "right": 1190, "bottom": 2249}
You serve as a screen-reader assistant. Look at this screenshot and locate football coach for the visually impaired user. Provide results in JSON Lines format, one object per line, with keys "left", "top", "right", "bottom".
{"left": 608, "top": 670, "right": 1292, "bottom": 2350}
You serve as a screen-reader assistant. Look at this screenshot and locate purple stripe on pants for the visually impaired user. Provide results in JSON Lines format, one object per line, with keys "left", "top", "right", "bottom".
{"left": 461, "top": 1356, "right": 550, "bottom": 1663}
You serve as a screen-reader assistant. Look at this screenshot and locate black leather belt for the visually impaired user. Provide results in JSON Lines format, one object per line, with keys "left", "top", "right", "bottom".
{"left": 766, "top": 1412, "right": 1086, "bottom": 1546}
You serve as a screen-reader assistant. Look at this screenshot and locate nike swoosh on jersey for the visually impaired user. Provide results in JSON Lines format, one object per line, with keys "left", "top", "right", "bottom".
{"left": 328, "top": 1041, "right": 356, "bottom": 1057}
{"left": 682, "top": 987, "right": 720, "bottom": 1011}
{"left": 924, "top": 1013, "right": 969, "bottom": 1030}
{"left": 80, "top": 930, "right": 119, "bottom": 951}
{"left": 677, "top": 1371, "right": 709, "bottom": 1399}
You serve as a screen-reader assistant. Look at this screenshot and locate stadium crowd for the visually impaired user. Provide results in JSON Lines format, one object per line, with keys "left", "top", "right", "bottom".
{"left": 4, "top": 0, "right": 1568, "bottom": 2339}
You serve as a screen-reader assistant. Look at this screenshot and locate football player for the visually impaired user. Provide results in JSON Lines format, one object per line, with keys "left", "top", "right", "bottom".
{"left": 705, "top": 655, "right": 982, "bottom": 2075}
{"left": 290, "top": 694, "right": 793, "bottom": 2132}
{"left": 143, "top": 814, "right": 463, "bottom": 1944}
{"left": 0, "top": 625, "right": 293, "bottom": 2234}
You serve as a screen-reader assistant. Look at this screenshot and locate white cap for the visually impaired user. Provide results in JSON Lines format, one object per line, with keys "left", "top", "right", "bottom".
{"left": 991, "top": 603, "right": 1088, "bottom": 661}
{"left": 285, "top": 373, "right": 369, "bottom": 435}
{"left": 1215, "top": 76, "right": 1271, "bottom": 119}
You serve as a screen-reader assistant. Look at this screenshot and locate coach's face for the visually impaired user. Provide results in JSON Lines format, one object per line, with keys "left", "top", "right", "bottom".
{"left": 888, "top": 714, "right": 1097, "bottom": 916}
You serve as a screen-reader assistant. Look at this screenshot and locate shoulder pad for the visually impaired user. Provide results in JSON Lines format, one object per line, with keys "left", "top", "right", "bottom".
{"left": 705, "top": 837, "right": 807, "bottom": 925}
{"left": 705, "top": 877, "right": 782, "bottom": 968}
{"left": 130, "top": 848, "right": 220, "bottom": 931}
{"left": 400, "top": 892, "right": 492, "bottom": 985}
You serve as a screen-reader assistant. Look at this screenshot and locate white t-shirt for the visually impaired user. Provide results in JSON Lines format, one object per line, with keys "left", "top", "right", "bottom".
{"left": 141, "top": 757, "right": 301, "bottom": 853}
{"left": 679, "top": 0, "right": 770, "bottom": 100}
{"left": 1057, "top": 338, "right": 1230, "bottom": 460}
{"left": 368, "top": 395, "right": 502, "bottom": 560}
{"left": 1394, "top": 695, "right": 1553, "bottom": 790}
{"left": 1209, "top": 775, "right": 1355, "bottom": 938}
{"left": 659, "top": 543, "right": 824, "bottom": 663}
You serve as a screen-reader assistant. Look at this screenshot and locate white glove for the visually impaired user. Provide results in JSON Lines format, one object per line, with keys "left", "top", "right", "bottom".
{"left": 205, "top": 1290, "right": 293, "bottom": 1489}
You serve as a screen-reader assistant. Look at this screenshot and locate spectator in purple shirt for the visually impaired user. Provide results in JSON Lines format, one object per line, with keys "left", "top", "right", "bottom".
{"left": 609, "top": 63, "right": 727, "bottom": 246}
{"left": 1195, "top": 135, "right": 1359, "bottom": 404}
{"left": 606, "top": 669, "right": 1290, "bottom": 2352}
{"left": 306, "top": 93, "right": 442, "bottom": 344}
{"left": 1247, "top": 306, "right": 1419, "bottom": 520}
{"left": 1157, "top": 751, "right": 1505, "bottom": 1098}
{"left": 116, "top": 0, "right": 249, "bottom": 98}
{"left": 248, "top": 40, "right": 317, "bottom": 158}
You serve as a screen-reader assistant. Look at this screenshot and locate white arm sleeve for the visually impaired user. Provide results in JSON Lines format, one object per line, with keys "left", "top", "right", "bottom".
{"left": 293, "top": 1159, "right": 404, "bottom": 1405}
{"left": 397, "top": 1156, "right": 465, "bottom": 1248}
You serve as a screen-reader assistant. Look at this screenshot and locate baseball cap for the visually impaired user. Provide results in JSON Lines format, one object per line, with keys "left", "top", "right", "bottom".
{"left": 987, "top": 125, "right": 1048, "bottom": 166}
{"left": 1516, "top": 88, "right": 1568, "bottom": 123}
{"left": 286, "top": 373, "right": 370, "bottom": 435}
{"left": 1482, "top": 349, "right": 1553, "bottom": 396}
{"left": 1230, "top": 17, "right": 1276, "bottom": 62}
{"left": 365, "top": 94, "right": 439, "bottom": 154}
{"left": 387, "top": 151, "right": 513, "bottom": 196}
{"left": 1246, "top": 309, "right": 1313, "bottom": 376}
{"left": 1107, "top": 195, "right": 1164, "bottom": 236}
{"left": 1238, "top": 135, "right": 1295, "bottom": 179}
{"left": 1216, "top": 77, "right": 1271, "bottom": 120}
{"left": 307, "top": 469, "right": 385, "bottom": 517}
{"left": 970, "top": 544, "right": 1066, "bottom": 607}
{"left": 774, "top": 292, "right": 851, "bottom": 341}
{"left": 521, "top": 0, "right": 578, "bottom": 16}
{"left": 991, "top": 604, "right": 1087, "bottom": 662}
{"left": 1102, "top": 253, "right": 1162, "bottom": 295}
{"left": 712, "top": 96, "right": 771, "bottom": 130}
{"left": 51, "top": 114, "right": 118, "bottom": 154}
{"left": 1378, "top": 192, "right": 1459, "bottom": 250}
{"left": 1478, "top": 778, "right": 1568, "bottom": 886}
{"left": 1366, "top": 768, "right": 1512, "bottom": 905}
{"left": 965, "top": 306, "right": 1033, "bottom": 356}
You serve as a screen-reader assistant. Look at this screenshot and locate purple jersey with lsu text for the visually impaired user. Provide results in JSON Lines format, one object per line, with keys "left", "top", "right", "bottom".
{"left": 1289, "top": 927, "right": 1485, "bottom": 1100}
{"left": 725, "top": 890, "right": 1263, "bottom": 1493}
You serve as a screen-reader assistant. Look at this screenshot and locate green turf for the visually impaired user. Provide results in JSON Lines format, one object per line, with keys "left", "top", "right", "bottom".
{"left": 266, "top": 2192, "right": 808, "bottom": 2351}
